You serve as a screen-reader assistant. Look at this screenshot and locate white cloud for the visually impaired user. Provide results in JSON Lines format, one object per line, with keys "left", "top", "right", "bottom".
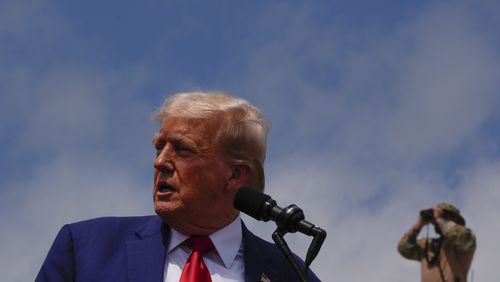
{"left": 238, "top": 1, "right": 500, "bottom": 281}
{"left": 460, "top": 159, "right": 500, "bottom": 281}
{"left": 0, "top": 40, "right": 157, "bottom": 282}
{"left": 1, "top": 1, "right": 500, "bottom": 281}
{"left": 0, "top": 154, "right": 152, "bottom": 281}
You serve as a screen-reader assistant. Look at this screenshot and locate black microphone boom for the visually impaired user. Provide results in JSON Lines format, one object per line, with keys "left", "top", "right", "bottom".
{"left": 233, "top": 186, "right": 326, "bottom": 266}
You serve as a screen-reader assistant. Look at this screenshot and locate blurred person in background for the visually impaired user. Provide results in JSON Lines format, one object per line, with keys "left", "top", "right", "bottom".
{"left": 398, "top": 203, "right": 476, "bottom": 282}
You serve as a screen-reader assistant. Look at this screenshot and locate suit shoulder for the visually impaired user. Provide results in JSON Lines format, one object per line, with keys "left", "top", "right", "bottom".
{"left": 243, "top": 226, "right": 281, "bottom": 254}
{"left": 67, "top": 215, "right": 159, "bottom": 240}
{"left": 70, "top": 215, "right": 156, "bottom": 228}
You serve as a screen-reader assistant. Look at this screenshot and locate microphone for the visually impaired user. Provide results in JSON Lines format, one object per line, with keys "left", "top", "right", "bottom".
{"left": 234, "top": 186, "right": 326, "bottom": 266}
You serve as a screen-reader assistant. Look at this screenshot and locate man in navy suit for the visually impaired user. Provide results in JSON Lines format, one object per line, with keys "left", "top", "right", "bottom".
{"left": 36, "top": 92, "right": 320, "bottom": 282}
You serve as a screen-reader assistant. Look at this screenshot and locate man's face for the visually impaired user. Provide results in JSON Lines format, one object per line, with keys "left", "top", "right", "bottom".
{"left": 152, "top": 116, "right": 237, "bottom": 235}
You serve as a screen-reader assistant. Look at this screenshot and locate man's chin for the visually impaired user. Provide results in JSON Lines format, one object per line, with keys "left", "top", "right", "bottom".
{"left": 154, "top": 203, "right": 185, "bottom": 222}
{"left": 154, "top": 201, "right": 173, "bottom": 216}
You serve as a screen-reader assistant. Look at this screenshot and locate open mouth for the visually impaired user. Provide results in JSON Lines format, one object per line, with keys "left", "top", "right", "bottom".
{"left": 157, "top": 182, "right": 176, "bottom": 193}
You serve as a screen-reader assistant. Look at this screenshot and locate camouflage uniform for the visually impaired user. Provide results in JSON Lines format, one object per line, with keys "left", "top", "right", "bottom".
{"left": 398, "top": 204, "right": 476, "bottom": 282}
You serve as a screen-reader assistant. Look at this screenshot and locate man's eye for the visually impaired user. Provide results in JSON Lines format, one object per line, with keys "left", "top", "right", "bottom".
{"left": 177, "top": 145, "right": 193, "bottom": 153}
{"left": 174, "top": 142, "right": 195, "bottom": 155}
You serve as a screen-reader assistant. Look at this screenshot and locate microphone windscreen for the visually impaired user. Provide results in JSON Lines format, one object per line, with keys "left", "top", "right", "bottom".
{"left": 233, "top": 186, "right": 270, "bottom": 219}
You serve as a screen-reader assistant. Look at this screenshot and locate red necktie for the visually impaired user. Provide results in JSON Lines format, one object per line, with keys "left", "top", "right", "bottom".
{"left": 179, "top": 236, "right": 215, "bottom": 282}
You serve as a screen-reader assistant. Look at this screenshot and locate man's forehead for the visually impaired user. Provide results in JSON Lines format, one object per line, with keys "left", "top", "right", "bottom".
{"left": 154, "top": 117, "right": 218, "bottom": 141}
{"left": 153, "top": 126, "right": 191, "bottom": 142}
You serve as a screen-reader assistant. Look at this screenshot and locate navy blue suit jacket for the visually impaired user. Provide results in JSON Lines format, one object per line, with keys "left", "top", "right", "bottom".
{"left": 36, "top": 215, "right": 320, "bottom": 282}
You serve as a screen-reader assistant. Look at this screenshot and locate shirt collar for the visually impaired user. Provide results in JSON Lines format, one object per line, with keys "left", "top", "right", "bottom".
{"left": 167, "top": 227, "right": 189, "bottom": 254}
{"left": 167, "top": 215, "right": 243, "bottom": 268}
{"left": 209, "top": 215, "right": 243, "bottom": 268}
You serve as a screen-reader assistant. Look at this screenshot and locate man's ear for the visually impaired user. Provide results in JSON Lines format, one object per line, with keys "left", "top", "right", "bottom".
{"left": 227, "top": 165, "right": 250, "bottom": 191}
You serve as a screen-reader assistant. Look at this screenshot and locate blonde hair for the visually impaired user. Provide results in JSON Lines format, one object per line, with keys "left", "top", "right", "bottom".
{"left": 152, "top": 91, "right": 270, "bottom": 192}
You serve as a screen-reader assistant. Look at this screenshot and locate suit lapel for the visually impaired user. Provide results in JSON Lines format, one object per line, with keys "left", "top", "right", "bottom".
{"left": 242, "top": 222, "right": 280, "bottom": 282}
{"left": 126, "top": 216, "right": 167, "bottom": 282}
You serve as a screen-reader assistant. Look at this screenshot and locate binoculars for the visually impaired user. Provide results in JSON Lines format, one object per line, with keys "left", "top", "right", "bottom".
{"left": 420, "top": 208, "right": 434, "bottom": 221}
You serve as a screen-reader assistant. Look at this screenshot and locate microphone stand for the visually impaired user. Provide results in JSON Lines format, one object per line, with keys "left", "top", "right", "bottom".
{"left": 272, "top": 228, "right": 308, "bottom": 282}
{"left": 270, "top": 204, "right": 326, "bottom": 282}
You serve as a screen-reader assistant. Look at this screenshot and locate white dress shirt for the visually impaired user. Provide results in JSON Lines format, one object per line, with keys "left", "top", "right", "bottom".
{"left": 163, "top": 216, "right": 245, "bottom": 282}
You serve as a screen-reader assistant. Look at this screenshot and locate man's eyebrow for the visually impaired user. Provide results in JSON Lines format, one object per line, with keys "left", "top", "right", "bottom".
{"left": 152, "top": 133, "right": 188, "bottom": 145}
{"left": 169, "top": 134, "right": 192, "bottom": 146}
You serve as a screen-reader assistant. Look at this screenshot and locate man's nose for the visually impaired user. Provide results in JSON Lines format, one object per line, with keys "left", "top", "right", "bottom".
{"left": 154, "top": 144, "right": 175, "bottom": 172}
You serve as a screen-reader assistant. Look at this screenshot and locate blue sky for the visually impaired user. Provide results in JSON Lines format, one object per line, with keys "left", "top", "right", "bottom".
{"left": 1, "top": 1, "right": 500, "bottom": 281}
